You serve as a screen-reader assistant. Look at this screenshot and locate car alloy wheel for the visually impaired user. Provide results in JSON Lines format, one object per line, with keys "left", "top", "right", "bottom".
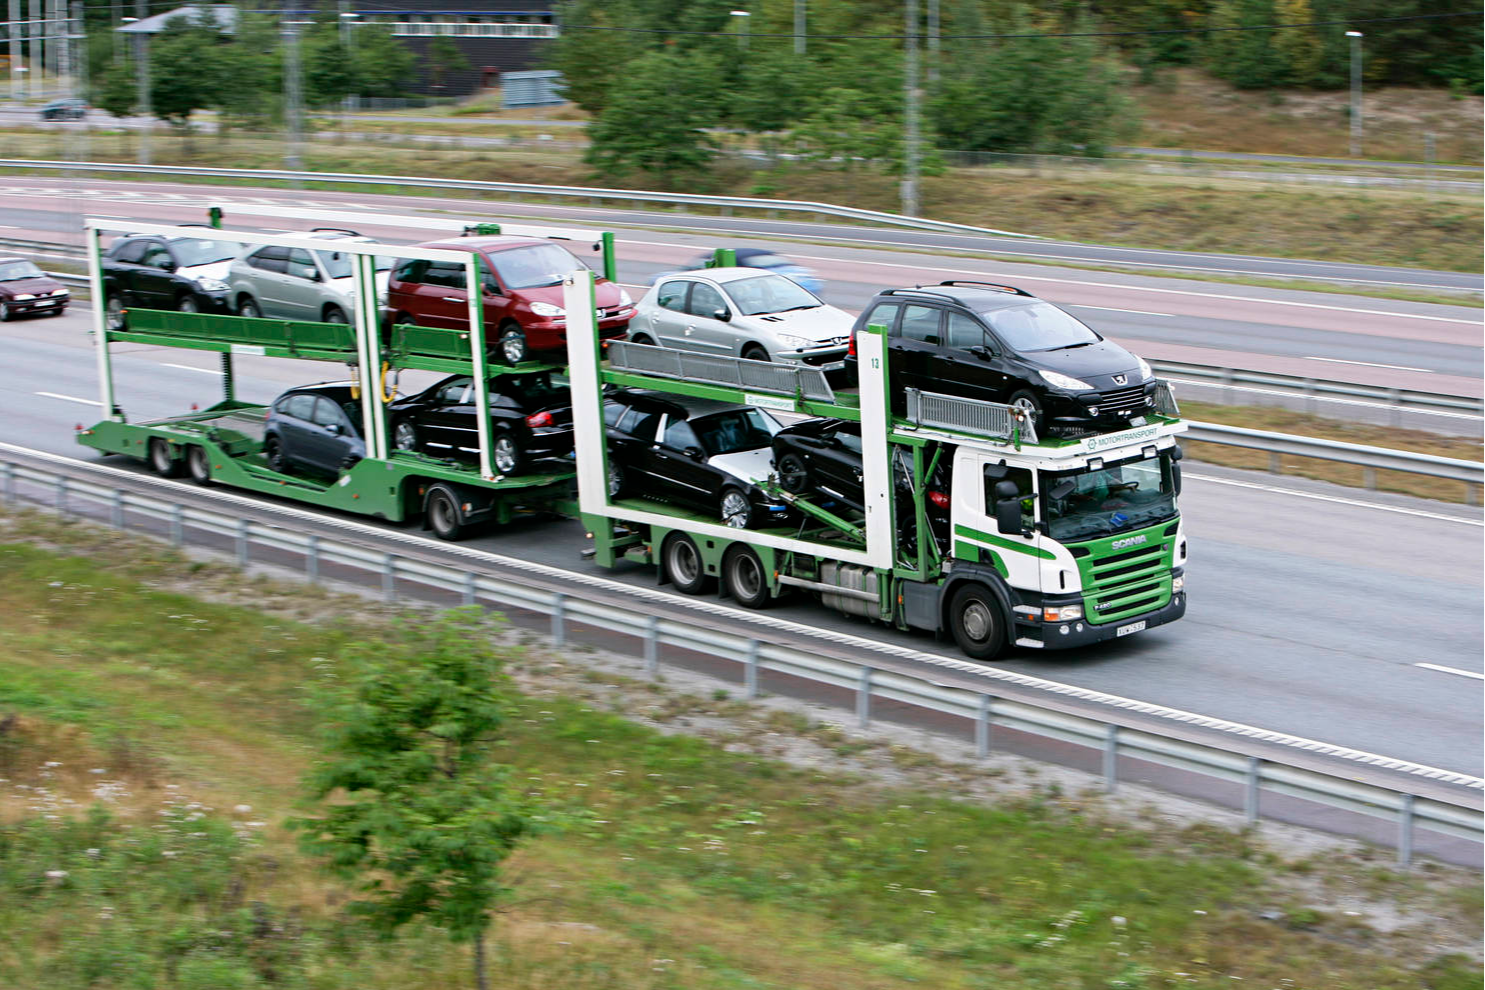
{"left": 238, "top": 298, "right": 261, "bottom": 318}
{"left": 493, "top": 433, "right": 522, "bottom": 475}
{"left": 392, "top": 420, "right": 418, "bottom": 451}
{"left": 777, "top": 453, "right": 809, "bottom": 494}
{"left": 177, "top": 296, "right": 199, "bottom": 314}
{"left": 720, "top": 488, "right": 752, "bottom": 529}
{"left": 499, "top": 327, "right": 527, "bottom": 365}
{"left": 105, "top": 294, "right": 125, "bottom": 330}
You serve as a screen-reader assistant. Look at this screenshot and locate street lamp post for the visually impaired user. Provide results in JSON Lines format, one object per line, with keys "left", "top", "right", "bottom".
{"left": 340, "top": 10, "right": 358, "bottom": 117}
{"left": 729, "top": 9, "right": 749, "bottom": 51}
{"left": 1345, "top": 30, "right": 1363, "bottom": 158}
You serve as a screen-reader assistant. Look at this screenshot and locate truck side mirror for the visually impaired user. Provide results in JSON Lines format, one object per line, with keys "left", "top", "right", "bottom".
{"left": 992, "top": 479, "right": 1022, "bottom": 536}
{"left": 1172, "top": 463, "right": 1182, "bottom": 496}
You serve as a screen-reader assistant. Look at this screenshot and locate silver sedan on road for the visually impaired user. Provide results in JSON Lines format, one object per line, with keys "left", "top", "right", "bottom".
{"left": 630, "top": 267, "right": 855, "bottom": 369}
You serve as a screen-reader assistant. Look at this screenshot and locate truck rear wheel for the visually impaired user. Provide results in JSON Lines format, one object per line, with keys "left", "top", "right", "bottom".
{"left": 426, "top": 486, "right": 464, "bottom": 541}
{"left": 949, "top": 583, "right": 1006, "bottom": 660}
{"left": 663, "top": 533, "right": 711, "bottom": 595}
{"left": 185, "top": 445, "right": 213, "bottom": 486}
{"left": 724, "top": 545, "right": 770, "bottom": 609}
{"left": 148, "top": 438, "right": 183, "bottom": 478}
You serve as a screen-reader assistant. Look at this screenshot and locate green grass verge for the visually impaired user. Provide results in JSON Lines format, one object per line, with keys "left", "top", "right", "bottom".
{"left": 0, "top": 516, "right": 1480, "bottom": 989}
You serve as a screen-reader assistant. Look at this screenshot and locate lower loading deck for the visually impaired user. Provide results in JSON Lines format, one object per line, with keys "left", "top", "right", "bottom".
{"left": 79, "top": 406, "right": 578, "bottom": 525}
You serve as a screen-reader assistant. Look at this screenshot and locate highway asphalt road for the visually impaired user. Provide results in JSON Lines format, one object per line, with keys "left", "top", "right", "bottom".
{"left": 3, "top": 309, "right": 1481, "bottom": 776}
{"left": 0, "top": 177, "right": 1479, "bottom": 402}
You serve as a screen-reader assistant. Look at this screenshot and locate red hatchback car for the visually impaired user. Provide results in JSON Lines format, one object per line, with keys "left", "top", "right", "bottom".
{"left": 385, "top": 236, "right": 634, "bottom": 364}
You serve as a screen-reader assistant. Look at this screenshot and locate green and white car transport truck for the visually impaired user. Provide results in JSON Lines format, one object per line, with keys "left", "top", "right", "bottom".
{"left": 78, "top": 218, "right": 1187, "bottom": 660}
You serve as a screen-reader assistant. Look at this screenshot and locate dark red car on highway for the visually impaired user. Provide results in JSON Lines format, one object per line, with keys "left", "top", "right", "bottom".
{"left": 0, "top": 257, "right": 69, "bottom": 321}
{"left": 385, "top": 235, "right": 634, "bottom": 365}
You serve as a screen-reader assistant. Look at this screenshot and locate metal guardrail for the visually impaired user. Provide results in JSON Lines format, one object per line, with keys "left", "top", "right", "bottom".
{"left": 0, "top": 159, "right": 1037, "bottom": 240}
{"left": 0, "top": 443, "right": 1479, "bottom": 867}
{"left": 1184, "top": 421, "right": 1484, "bottom": 487}
{"left": 1154, "top": 360, "right": 1484, "bottom": 418}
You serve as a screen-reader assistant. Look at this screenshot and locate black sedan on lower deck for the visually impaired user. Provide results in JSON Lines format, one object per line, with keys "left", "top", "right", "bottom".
{"left": 772, "top": 417, "right": 951, "bottom": 520}
{"left": 387, "top": 371, "right": 575, "bottom": 476}
{"left": 604, "top": 389, "right": 790, "bottom": 529}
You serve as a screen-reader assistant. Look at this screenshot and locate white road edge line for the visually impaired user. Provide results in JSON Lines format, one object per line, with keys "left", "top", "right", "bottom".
{"left": 1415, "top": 663, "right": 1485, "bottom": 680}
{"left": 1186, "top": 472, "right": 1485, "bottom": 526}
{"left": 1305, "top": 356, "right": 1433, "bottom": 373}
{"left": 161, "top": 362, "right": 224, "bottom": 375}
{"left": 35, "top": 391, "right": 99, "bottom": 405}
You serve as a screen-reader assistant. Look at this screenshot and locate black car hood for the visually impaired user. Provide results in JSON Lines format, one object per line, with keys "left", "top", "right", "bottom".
{"left": 1029, "top": 339, "right": 1140, "bottom": 385}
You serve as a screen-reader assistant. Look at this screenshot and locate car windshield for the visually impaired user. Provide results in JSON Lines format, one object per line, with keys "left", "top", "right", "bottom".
{"left": 690, "top": 408, "right": 781, "bottom": 456}
{"left": 488, "top": 244, "right": 589, "bottom": 290}
{"left": 724, "top": 274, "right": 820, "bottom": 316}
{"left": 168, "top": 237, "right": 235, "bottom": 268}
{"left": 1042, "top": 453, "right": 1177, "bottom": 540}
{"left": 0, "top": 260, "right": 45, "bottom": 281}
{"left": 317, "top": 250, "right": 396, "bottom": 280}
{"left": 980, "top": 301, "right": 1099, "bottom": 352}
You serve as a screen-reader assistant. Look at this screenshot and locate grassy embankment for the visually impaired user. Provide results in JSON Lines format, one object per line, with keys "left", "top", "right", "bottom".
{"left": 0, "top": 508, "right": 1481, "bottom": 989}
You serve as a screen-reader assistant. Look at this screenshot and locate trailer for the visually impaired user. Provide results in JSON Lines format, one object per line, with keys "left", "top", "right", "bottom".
{"left": 561, "top": 272, "right": 1189, "bottom": 660}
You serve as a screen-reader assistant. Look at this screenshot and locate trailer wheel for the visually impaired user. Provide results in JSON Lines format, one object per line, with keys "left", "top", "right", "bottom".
{"left": 148, "top": 438, "right": 183, "bottom": 477}
{"left": 724, "top": 545, "right": 770, "bottom": 609}
{"left": 185, "top": 445, "right": 213, "bottom": 486}
{"left": 426, "top": 486, "right": 464, "bottom": 541}
{"left": 777, "top": 453, "right": 809, "bottom": 494}
{"left": 662, "top": 533, "right": 710, "bottom": 594}
{"left": 949, "top": 583, "right": 1006, "bottom": 661}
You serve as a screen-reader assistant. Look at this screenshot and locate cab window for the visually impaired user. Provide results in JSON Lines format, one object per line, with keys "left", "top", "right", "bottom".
{"left": 985, "top": 465, "right": 1035, "bottom": 527}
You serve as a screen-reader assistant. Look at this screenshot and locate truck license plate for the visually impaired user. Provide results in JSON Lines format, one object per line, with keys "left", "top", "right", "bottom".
{"left": 1115, "top": 620, "right": 1146, "bottom": 637}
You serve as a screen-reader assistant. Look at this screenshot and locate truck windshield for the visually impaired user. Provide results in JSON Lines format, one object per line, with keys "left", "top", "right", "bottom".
{"left": 1042, "top": 452, "right": 1176, "bottom": 540}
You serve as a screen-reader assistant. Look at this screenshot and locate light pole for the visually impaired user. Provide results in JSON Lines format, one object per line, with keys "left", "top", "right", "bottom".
{"left": 340, "top": 10, "right": 358, "bottom": 117}
{"left": 729, "top": 9, "right": 749, "bottom": 51}
{"left": 283, "top": 18, "right": 303, "bottom": 173}
{"left": 1345, "top": 30, "right": 1363, "bottom": 158}
{"left": 902, "top": 0, "right": 920, "bottom": 217}
{"left": 793, "top": 0, "right": 804, "bottom": 55}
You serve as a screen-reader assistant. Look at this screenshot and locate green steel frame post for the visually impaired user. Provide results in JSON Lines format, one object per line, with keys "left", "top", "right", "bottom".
{"left": 600, "top": 231, "right": 617, "bottom": 282}
{"left": 912, "top": 445, "right": 929, "bottom": 577}
{"left": 706, "top": 247, "right": 737, "bottom": 269}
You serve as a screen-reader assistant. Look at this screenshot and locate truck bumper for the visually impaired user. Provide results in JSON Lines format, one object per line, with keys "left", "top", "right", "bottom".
{"left": 1015, "top": 592, "right": 1186, "bottom": 651}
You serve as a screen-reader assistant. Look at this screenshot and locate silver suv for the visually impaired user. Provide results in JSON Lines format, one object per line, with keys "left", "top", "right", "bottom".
{"left": 631, "top": 267, "right": 855, "bottom": 369}
{"left": 227, "top": 229, "right": 392, "bottom": 324}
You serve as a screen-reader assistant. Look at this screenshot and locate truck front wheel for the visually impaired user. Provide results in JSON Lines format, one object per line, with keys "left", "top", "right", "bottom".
{"left": 949, "top": 583, "right": 1006, "bottom": 660}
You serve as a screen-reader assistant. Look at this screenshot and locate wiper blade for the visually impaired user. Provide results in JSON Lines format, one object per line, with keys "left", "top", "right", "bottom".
{"left": 1059, "top": 341, "right": 1096, "bottom": 349}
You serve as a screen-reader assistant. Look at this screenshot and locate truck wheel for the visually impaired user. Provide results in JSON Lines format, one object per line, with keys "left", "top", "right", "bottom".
{"left": 492, "top": 432, "right": 523, "bottom": 476}
{"left": 185, "top": 445, "right": 213, "bottom": 486}
{"left": 662, "top": 533, "right": 710, "bottom": 595}
{"left": 724, "top": 545, "right": 770, "bottom": 609}
{"left": 949, "top": 583, "right": 1006, "bottom": 661}
{"left": 777, "top": 453, "right": 809, "bottom": 494}
{"left": 148, "top": 438, "right": 183, "bottom": 477}
{"left": 426, "top": 486, "right": 464, "bottom": 541}
{"left": 720, "top": 488, "right": 753, "bottom": 529}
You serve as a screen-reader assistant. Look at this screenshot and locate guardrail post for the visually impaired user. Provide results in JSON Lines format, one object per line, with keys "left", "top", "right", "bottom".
{"left": 856, "top": 667, "right": 872, "bottom": 728}
{"left": 1362, "top": 467, "right": 1377, "bottom": 490}
{"left": 1268, "top": 452, "right": 1281, "bottom": 474}
{"left": 975, "top": 694, "right": 993, "bottom": 758}
{"left": 1466, "top": 484, "right": 1479, "bottom": 508}
{"left": 1397, "top": 794, "right": 1415, "bottom": 868}
{"left": 170, "top": 504, "right": 184, "bottom": 547}
{"left": 110, "top": 489, "right": 124, "bottom": 529}
{"left": 551, "top": 593, "right": 566, "bottom": 646}
{"left": 644, "top": 616, "right": 659, "bottom": 678}
{"left": 235, "top": 518, "right": 249, "bottom": 565}
{"left": 56, "top": 477, "right": 67, "bottom": 515}
{"left": 2, "top": 462, "right": 14, "bottom": 502}
{"left": 462, "top": 570, "right": 476, "bottom": 606}
{"left": 382, "top": 553, "right": 396, "bottom": 602}
{"left": 1244, "top": 756, "right": 1261, "bottom": 824}
{"left": 744, "top": 639, "right": 759, "bottom": 698}
{"left": 1103, "top": 725, "right": 1119, "bottom": 793}
{"left": 306, "top": 535, "right": 319, "bottom": 583}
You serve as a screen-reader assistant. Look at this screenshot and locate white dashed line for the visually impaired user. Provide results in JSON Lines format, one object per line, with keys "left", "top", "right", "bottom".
{"left": 35, "top": 391, "right": 99, "bottom": 405}
{"left": 1186, "top": 472, "right": 1484, "bottom": 526}
{"left": 161, "top": 362, "right": 223, "bottom": 375}
{"left": 1305, "top": 356, "right": 1434, "bottom": 373}
{"left": 1415, "top": 663, "right": 1485, "bottom": 680}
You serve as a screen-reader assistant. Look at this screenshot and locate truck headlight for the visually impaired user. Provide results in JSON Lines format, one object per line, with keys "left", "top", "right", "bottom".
{"left": 1042, "top": 605, "right": 1083, "bottom": 621}
{"left": 1172, "top": 575, "right": 1184, "bottom": 592}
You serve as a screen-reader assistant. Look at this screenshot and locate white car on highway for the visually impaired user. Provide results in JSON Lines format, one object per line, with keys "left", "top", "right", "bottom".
{"left": 630, "top": 267, "right": 855, "bottom": 369}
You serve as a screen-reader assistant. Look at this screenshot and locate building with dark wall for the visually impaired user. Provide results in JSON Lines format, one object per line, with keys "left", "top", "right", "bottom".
{"left": 350, "top": 2, "right": 557, "bottom": 97}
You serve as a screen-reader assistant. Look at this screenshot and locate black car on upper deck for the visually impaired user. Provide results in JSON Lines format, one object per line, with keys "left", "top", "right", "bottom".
{"left": 102, "top": 231, "right": 239, "bottom": 330}
{"left": 845, "top": 281, "right": 1157, "bottom": 435}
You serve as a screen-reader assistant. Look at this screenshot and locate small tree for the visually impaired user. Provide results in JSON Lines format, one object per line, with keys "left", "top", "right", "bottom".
{"left": 292, "top": 610, "right": 536, "bottom": 990}
{"left": 586, "top": 49, "right": 722, "bottom": 186}
{"left": 351, "top": 26, "right": 417, "bottom": 100}
{"left": 91, "top": 60, "right": 138, "bottom": 120}
{"left": 426, "top": 35, "right": 471, "bottom": 94}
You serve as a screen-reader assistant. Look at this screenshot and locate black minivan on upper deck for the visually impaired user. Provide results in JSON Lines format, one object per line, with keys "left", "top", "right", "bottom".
{"left": 845, "top": 281, "right": 1157, "bottom": 435}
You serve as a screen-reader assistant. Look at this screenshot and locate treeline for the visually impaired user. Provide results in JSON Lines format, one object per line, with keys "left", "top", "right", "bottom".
{"left": 554, "top": 0, "right": 1481, "bottom": 181}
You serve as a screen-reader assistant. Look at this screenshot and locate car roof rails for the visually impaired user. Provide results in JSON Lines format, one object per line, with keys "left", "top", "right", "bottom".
{"left": 309, "top": 227, "right": 364, "bottom": 238}
{"left": 934, "top": 280, "right": 1034, "bottom": 297}
{"left": 878, "top": 286, "right": 962, "bottom": 303}
{"left": 173, "top": 223, "right": 216, "bottom": 230}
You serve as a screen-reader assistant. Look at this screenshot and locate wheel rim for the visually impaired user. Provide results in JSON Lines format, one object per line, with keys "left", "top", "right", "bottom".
{"left": 669, "top": 540, "right": 700, "bottom": 584}
{"left": 961, "top": 599, "right": 994, "bottom": 643}
{"left": 431, "top": 495, "right": 454, "bottom": 533}
{"left": 189, "top": 447, "right": 208, "bottom": 479}
{"left": 393, "top": 422, "right": 416, "bottom": 450}
{"left": 721, "top": 491, "right": 751, "bottom": 528}
{"left": 779, "top": 455, "right": 807, "bottom": 493}
{"left": 151, "top": 441, "right": 170, "bottom": 472}
{"left": 106, "top": 297, "right": 123, "bottom": 329}
{"left": 501, "top": 331, "right": 526, "bottom": 364}
{"left": 732, "top": 553, "right": 762, "bottom": 599}
{"left": 326, "top": 308, "right": 347, "bottom": 324}
{"left": 1012, "top": 397, "right": 1038, "bottom": 415}
{"left": 241, "top": 301, "right": 259, "bottom": 318}
{"left": 493, "top": 436, "right": 518, "bottom": 474}
{"left": 607, "top": 462, "right": 622, "bottom": 496}
{"left": 179, "top": 297, "right": 198, "bottom": 313}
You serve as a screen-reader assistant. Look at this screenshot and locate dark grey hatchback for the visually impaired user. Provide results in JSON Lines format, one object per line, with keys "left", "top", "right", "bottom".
{"left": 846, "top": 281, "right": 1156, "bottom": 434}
{"left": 263, "top": 384, "right": 365, "bottom": 478}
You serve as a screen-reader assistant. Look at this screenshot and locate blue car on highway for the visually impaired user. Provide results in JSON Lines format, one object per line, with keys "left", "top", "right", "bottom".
{"left": 654, "top": 247, "right": 824, "bottom": 296}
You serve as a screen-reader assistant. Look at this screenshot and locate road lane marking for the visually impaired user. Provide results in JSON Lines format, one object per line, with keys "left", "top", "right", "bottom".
{"left": 1186, "top": 472, "right": 1485, "bottom": 526}
{"left": 1068, "top": 306, "right": 1172, "bottom": 318}
{"left": 1415, "top": 663, "right": 1485, "bottom": 680}
{"left": 35, "top": 391, "right": 99, "bottom": 405}
{"left": 1305, "top": 356, "right": 1433, "bottom": 373}
{"left": 162, "top": 362, "right": 223, "bottom": 375}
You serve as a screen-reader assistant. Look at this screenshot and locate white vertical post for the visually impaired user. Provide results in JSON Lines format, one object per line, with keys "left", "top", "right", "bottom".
{"left": 8, "top": 0, "right": 20, "bottom": 100}
{"left": 354, "top": 252, "right": 384, "bottom": 457}
{"left": 86, "top": 224, "right": 117, "bottom": 420}
{"left": 563, "top": 269, "right": 607, "bottom": 515}
{"left": 855, "top": 324, "right": 892, "bottom": 571}
{"left": 465, "top": 254, "right": 495, "bottom": 479}
{"left": 1346, "top": 31, "right": 1363, "bottom": 158}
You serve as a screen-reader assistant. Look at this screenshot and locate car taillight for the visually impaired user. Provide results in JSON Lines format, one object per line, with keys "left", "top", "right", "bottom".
{"left": 847, "top": 331, "right": 856, "bottom": 357}
{"left": 526, "top": 411, "right": 553, "bottom": 428}
{"left": 928, "top": 490, "right": 950, "bottom": 509}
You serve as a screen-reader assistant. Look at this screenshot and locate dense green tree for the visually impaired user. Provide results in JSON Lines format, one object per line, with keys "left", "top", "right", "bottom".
{"left": 586, "top": 49, "right": 723, "bottom": 185}
{"left": 90, "top": 59, "right": 137, "bottom": 119}
{"left": 350, "top": 26, "right": 417, "bottom": 99}
{"left": 148, "top": 14, "right": 230, "bottom": 125}
{"left": 215, "top": 12, "right": 281, "bottom": 129}
{"left": 303, "top": 23, "right": 353, "bottom": 109}
{"left": 292, "top": 611, "right": 538, "bottom": 990}
{"left": 426, "top": 35, "right": 472, "bottom": 93}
